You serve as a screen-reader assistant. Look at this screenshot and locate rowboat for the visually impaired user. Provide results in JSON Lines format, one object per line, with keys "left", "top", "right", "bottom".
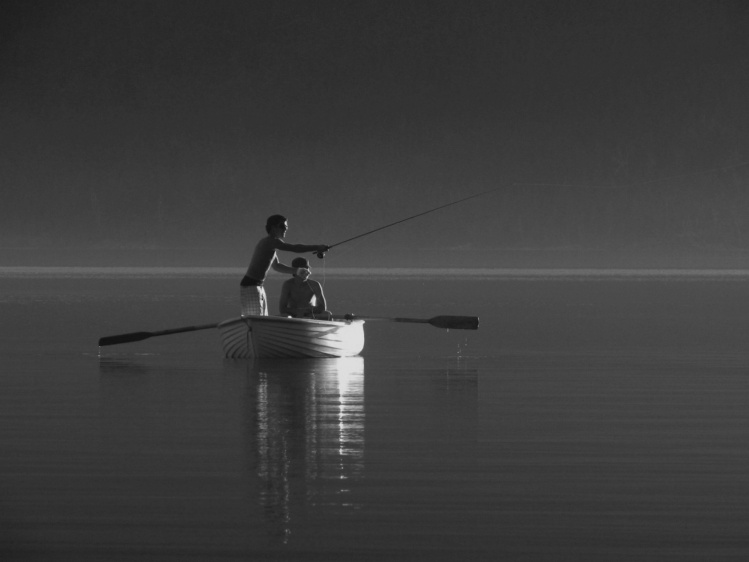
{"left": 97, "top": 314, "right": 476, "bottom": 358}
{"left": 217, "top": 315, "right": 365, "bottom": 359}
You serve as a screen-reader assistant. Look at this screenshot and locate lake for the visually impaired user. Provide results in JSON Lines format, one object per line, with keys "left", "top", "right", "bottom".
{"left": 2, "top": 267, "right": 749, "bottom": 561}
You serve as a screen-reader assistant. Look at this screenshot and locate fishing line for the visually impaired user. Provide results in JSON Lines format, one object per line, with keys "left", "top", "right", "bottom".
{"left": 512, "top": 159, "right": 749, "bottom": 190}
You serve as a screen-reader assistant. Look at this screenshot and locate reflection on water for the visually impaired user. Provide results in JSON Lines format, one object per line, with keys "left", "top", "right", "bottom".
{"left": 248, "top": 357, "right": 365, "bottom": 543}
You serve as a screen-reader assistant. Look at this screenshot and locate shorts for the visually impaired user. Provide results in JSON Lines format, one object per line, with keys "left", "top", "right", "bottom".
{"left": 240, "top": 285, "right": 268, "bottom": 316}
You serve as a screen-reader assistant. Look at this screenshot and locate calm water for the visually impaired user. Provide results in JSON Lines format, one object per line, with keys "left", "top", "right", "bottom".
{"left": 2, "top": 268, "right": 749, "bottom": 561}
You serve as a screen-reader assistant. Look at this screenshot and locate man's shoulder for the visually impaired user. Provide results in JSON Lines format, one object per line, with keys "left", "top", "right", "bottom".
{"left": 257, "top": 235, "right": 280, "bottom": 247}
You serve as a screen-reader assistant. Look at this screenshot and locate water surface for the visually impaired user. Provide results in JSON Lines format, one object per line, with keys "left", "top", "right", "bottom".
{"left": 1, "top": 268, "right": 748, "bottom": 561}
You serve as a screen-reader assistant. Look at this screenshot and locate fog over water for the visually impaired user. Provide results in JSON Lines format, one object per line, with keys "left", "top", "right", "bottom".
{"left": 2, "top": 1, "right": 749, "bottom": 269}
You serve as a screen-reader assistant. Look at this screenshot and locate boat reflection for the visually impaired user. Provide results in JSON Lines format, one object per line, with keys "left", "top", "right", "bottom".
{"left": 246, "top": 356, "right": 365, "bottom": 542}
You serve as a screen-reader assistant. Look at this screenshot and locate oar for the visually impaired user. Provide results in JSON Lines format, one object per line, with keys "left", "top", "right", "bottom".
{"left": 98, "top": 322, "right": 219, "bottom": 347}
{"left": 338, "top": 314, "right": 479, "bottom": 330}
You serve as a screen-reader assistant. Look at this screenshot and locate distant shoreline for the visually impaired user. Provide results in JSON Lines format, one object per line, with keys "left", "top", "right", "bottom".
{"left": 3, "top": 245, "right": 749, "bottom": 270}
{"left": 2, "top": 266, "right": 749, "bottom": 281}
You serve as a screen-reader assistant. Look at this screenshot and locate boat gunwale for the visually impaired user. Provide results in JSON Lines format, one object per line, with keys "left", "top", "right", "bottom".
{"left": 218, "top": 315, "right": 365, "bottom": 329}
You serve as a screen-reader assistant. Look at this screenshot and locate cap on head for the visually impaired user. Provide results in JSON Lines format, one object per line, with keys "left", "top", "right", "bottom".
{"left": 291, "top": 257, "right": 309, "bottom": 269}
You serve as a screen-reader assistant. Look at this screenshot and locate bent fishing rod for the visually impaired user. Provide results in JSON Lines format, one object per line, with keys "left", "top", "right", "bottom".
{"left": 315, "top": 186, "right": 501, "bottom": 258}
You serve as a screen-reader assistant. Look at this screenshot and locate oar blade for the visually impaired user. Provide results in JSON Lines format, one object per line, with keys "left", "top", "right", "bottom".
{"left": 98, "top": 331, "right": 152, "bottom": 347}
{"left": 338, "top": 314, "right": 480, "bottom": 330}
{"left": 428, "top": 315, "right": 479, "bottom": 330}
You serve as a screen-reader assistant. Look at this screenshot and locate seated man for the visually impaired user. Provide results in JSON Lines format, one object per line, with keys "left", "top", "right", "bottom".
{"left": 278, "top": 257, "right": 332, "bottom": 320}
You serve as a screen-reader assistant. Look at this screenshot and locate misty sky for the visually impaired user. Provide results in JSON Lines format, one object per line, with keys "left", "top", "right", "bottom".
{"left": 2, "top": 0, "right": 749, "bottom": 261}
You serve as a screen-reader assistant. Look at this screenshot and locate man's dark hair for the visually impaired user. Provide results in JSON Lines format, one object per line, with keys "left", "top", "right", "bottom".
{"left": 265, "top": 214, "right": 287, "bottom": 234}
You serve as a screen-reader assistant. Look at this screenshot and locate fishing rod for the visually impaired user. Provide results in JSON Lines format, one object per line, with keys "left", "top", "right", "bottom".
{"left": 313, "top": 160, "right": 749, "bottom": 258}
{"left": 316, "top": 185, "right": 502, "bottom": 258}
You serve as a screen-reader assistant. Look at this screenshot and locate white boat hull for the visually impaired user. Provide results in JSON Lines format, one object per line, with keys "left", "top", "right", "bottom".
{"left": 217, "top": 316, "right": 365, "bottom": 358}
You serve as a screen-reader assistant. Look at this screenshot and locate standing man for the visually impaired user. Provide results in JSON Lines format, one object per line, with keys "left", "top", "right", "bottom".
{"left": 279, "top": 257, "right": 332, "bottom": 320}
{"left": 240, "top": 214, "right": 329, "bottom": 316}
